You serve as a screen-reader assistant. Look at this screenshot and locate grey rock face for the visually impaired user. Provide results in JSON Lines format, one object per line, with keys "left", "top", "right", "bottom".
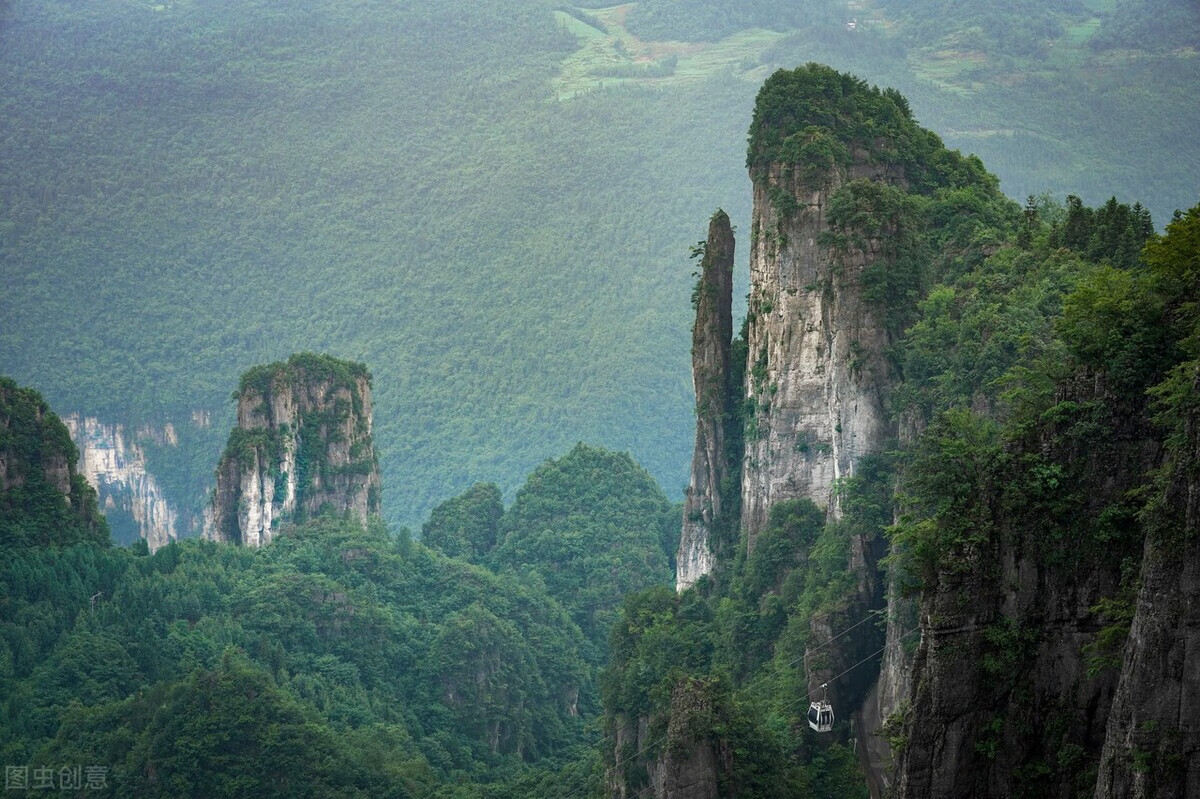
{"left": 677, "top": 211, "right": 736, "bottom": 591}
{"left": 609, "top": 679, "right": 726, "bottom": 799}
{"left": 208, "top": 356, "right": 381, "bottom": 547}
{"left": 739, "top": 157, "right": 902, "bottom": 550}
{"left": 894, "top": 375, "right": 1161, "bottom": 799}
{"left": 65, "top": 415, "right": 179, "bottom": 552}
{"left": 733, "top": 152, "right": 904, "bottom": 793}
{"left": 1095, "top": 371, "right": 1200, "bottom": 798}
{"left": 857, "top": 573, "right": 917, "bottom": 797}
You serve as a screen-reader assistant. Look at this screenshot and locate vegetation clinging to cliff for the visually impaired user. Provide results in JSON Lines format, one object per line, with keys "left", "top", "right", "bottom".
{"left": 0, "top": 378, "right": 109, "bottom": 550}
{"left": 888, "top": 197, "right": 1178, "bottom": 597}
{"left": 607, "top": 63, "right": 1196, "bottom": 793}
{"left": 216, "top": 352, "right": 379, "bottom": 541}
{"left": 236, "top": 352, "right": 371, "bottom": 402}
{"left": 747, "top": 63, "right": 1002, "bottom": 198}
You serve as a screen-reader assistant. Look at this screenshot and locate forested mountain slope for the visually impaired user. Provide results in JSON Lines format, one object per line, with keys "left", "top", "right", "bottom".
{"left": 1, "top": 0, "right": 1196, "bottom": 538}
{"left": 0, "top": 517, "right": 596, "bottom": 797}
{"left": 0, "top": 378, "right": 109, "bottom": 550}
{"left": 602, "top": 64, "right": 1199, "bottom": 799}
{"left": 3, "top": 41, "right": 1199, "bottom": 796}
{"left": 0, "top": 375, "right": 680, "bottom": 797}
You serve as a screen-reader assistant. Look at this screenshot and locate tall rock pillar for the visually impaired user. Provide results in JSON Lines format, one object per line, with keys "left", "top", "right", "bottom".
{"left": 207, "top": 353, "right": 381, "bottom": 547}
{"left": 740, "top": 106, "right": 902, "bottom": 549}
{"left": 676, "top": 210, "right": 736, "bottom": 591}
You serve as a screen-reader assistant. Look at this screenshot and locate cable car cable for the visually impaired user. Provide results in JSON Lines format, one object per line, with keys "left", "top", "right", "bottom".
{"left": 516, "top": 610, "right": 886, "bottom": 799}
{"left": 560, "top": 626, "right": 921, "bottom": 799}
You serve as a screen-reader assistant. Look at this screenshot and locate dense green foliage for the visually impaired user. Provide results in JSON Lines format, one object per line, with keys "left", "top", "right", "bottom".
{"left": 420, "top": 483, "right": 504, "bottom": 564}
{"left": 491, "top": 443, "right": 678, "bottom": 661}
{"left": 0, "top": 379, "right": 109, "bottom": 549}
{"left": 2, "top": 0, "right": 1197, "bottom": 537}
{"left": 750, "top": 63, "right": 1007, "bottom": 200}
{"left": 2, "top": 2, "right": 1199, "bottom": 792}
{"left": 1, "top": 437, "right": 695, "bottom": 799}
{"left": 602, "top": 63, "right": 1199, "bottom": 794}
{"left": 0, "top": 424, "right": 687, "bottom": 797}
{"left": 237, "top": 353, "right": 371, "bottom": 402}
{"left": 0, "top": 517, "right": 599, "bottom": 797}
{"left": 889, "top": 195, "right": 1188, "bottom": 591}
{"left": 601, "top": 474, "right": 887, "bottom": 797}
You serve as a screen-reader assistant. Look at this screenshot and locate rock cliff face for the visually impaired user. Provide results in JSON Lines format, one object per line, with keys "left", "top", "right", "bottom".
{"left": 64, "top": 415, "right": 179, "bottom": 552}
{"left": 0, "top": 377, "right": 108, "bottom": 547}
{"left": 893, "top": 375, "right": 1161, "bottom": 798}
{"left": 208, "top": 353, "right": 381, "bottom": 548}
{"left": 610, "top": 679, "right": 729, "bottom": 799}
{"left": 739, "top": 155, "right": 902, "bottom": 547}
{"left": 1095, "top": 369, "right": 1200, "bottom": 797}
{"left": 677, "top": 210, "right": 736, "bottom": 591}
{"left": 737, "top": 76, "right": 918, "bottom": 796}
{"left": 633, "top": 64, "right": 1198, "bottom": 799}
{"left": 653, "top": 66, "right": 934, "bottom": 799}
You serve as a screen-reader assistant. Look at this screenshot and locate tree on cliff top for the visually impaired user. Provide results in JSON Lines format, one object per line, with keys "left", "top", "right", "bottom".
{"left": 747, "top": 63, "right": 1000, "bottom": 197}
{"left": 0, "top": 378, "right": 109, "bottom": 550}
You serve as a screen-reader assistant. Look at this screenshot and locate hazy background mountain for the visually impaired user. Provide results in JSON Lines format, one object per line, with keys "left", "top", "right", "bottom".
{"left": 2, "top": 0, "right": 1196, "bottom": 532}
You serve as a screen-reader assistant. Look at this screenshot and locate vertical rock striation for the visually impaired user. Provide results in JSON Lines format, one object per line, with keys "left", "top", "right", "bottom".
{"left": 608, "top": 66, "right": 1029, "bottom": 798}
{"left": 1095, "top": 369, "right": 1200, "bottom": 797}
{"left": 208, "top": 353, "right": 381, "bottom": 548}
{"left": 739, "top": 149, "right": 901, "bottom": 548}
{"left": 894, "top": 374, "right": 1161, "bottom": 798}
{"left": 738, "top": 69, "right": 923, "bottom": 780}
{"left": 734, "top": 65, "right": 1017, "bottom": 794}
{"left": 65, "top": 415, "right": 179, "bottom": 552}
{"left": 677, "top": 210, "right": 736, "bottom": 591}
{"left": 610, "top": 678, "right": 728, "bottom": 799}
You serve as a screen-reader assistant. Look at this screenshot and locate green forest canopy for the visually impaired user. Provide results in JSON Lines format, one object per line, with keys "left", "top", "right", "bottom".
{"left": 0, "top": 0, "right": 1196, "bottom": 536}
{"left": 0, "top": 427, "right": 684, "bottom": 796}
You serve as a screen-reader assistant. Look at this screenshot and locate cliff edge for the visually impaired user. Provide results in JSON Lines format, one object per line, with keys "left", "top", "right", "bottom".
{"left": 207, "top": 353, "right": 381, "bottom": 547}
{"left": 0, "top": 377, "right": 109, "bottom": 548}
{"left": 677, "top": 210, "right": 737, "bottom": 591}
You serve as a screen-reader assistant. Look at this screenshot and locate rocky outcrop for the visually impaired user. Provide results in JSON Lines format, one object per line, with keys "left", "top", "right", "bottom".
{"left": 1095, "top": 368, "right": 1200, "bottom": 797}
{"left": 615, "top": 66, "right": 1055, "bottom": 798}
{"left": 736, "top": 69, "right": 917, "bottom": 795}
{"left": 739, "top": 154, "right": 902, "bottom": 548}
{"left": 894, "top": 375, "right": 1161, "bottom": 798}
{"left": 677, "top": 210, "right": 736, "bottom": 591}
{"left": 1, "top": 379, "right": 73, "bottom": 498}
{"left": 610, "top": 678, "right": 728, "bottom": 799}
{"left": 64, "top": 415, "right": 178, "bottom": 551}
{"left": 208, "top": 353, "right": 381, "bottom": 548}
{"left": 0, "top": 377, "right": 108, "bottom": 548}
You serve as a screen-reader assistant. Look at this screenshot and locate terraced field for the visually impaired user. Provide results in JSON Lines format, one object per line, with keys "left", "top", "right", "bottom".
{"left": 553, "top": 3, "right": 786, "bottom": 98}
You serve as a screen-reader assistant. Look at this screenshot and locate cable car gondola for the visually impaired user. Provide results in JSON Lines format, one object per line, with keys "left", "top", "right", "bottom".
{"left": 808, "top": 683, "right": 834, "bottom": 733}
